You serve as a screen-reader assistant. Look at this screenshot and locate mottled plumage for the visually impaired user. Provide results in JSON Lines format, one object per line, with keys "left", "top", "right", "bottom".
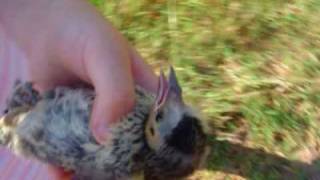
{"left": 0, "top": 68, "right": 207, "bottom": 180}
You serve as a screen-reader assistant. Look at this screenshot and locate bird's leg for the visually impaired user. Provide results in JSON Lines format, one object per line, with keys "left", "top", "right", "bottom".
{"left": 4, "top": 81, "right": 40, "bottom": 114}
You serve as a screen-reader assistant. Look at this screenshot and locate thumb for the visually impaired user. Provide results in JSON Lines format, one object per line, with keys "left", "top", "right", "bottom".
{"left": 90, "top": 89, "right": 134, "bottom": 144}
{"left": 83, "top": 25, "right": 135, "bottom": 144}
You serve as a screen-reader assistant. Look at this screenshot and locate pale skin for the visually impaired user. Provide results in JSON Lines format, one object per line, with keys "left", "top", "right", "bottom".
{"left": 0, "top": 0, "right": 157, "bottom": 178}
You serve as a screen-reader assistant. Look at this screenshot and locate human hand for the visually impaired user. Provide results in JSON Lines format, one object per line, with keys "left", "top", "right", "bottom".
{"left": 1, "top": 0, "right": 157, "bottom": 142}
{"left": 0, "top": 0, "right": 157, "bottom": 179}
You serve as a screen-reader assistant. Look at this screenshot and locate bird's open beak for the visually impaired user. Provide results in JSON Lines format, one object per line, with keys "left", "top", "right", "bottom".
{"left": 153, "top": 67, "right": 184, "bottom": 112}
{"left": 154, "top": 70, "right": 169, "bottom": 112}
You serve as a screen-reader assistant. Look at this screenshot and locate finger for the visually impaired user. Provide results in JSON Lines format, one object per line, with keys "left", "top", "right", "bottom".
{"left": 46, "top": 165, "right": 73, "bottom": 180}
{"left": 129, "top": 46, "right": 158, "bottom": 93}
{"left": 84, "top": 25, "right": 135, "bottom": 143}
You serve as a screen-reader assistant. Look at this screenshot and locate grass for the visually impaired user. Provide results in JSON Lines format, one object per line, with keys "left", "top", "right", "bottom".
{"left": 90, "top": 0, "right": 320, "bottom": 179}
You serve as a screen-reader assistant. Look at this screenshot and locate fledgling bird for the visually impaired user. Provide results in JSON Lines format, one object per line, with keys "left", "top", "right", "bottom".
{"left": 0, "top": 67, "right": 207, "bottom": 180}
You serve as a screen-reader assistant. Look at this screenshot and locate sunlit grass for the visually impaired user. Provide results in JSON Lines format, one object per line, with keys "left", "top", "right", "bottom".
{"left": 90, "top": 0, "right": 320, "bottom": 179}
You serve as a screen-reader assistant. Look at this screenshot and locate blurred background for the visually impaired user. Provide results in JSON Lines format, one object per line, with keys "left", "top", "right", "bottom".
{"left": 90, "top": 0, "right": 320, "bottom": 179}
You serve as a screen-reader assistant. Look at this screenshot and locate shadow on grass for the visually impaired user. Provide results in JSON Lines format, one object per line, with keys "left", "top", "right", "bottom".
{"left": 206, "top": 138, "right": 320, "bottom": 180}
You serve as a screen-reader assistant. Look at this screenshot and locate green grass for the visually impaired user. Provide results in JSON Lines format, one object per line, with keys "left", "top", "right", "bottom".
{"left": 90, "top": 0, "right": 320, "bottom": 179}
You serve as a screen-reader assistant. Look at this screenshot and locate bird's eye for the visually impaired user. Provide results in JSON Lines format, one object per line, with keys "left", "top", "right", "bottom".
{"left": 150, "top": 127, "right": 155, "bottom": 136}
{"left": 155, "top": 111, "right": 163, "bottom": 122}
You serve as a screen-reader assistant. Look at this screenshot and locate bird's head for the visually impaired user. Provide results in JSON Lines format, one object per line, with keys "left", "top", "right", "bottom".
{"left": 144, "top": 67, "right": 207, "bottom": 179}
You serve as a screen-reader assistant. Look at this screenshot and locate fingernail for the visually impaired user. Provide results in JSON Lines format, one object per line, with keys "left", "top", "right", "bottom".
{"left": 94, "top": 123, "right": 111, "bottom": 144}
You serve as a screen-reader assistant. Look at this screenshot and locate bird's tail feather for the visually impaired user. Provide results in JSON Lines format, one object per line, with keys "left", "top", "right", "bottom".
{"left": 0, "top": 123, "right": 6, "bottom": 146}
{"left": 0, "top": 81, "right": 39, "bottom": 147}
{"left": 0, "top": 115, "right": 12, "bottom": 146}
{"left": 0, "top": 107, "right": 30, "bottom": 147}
